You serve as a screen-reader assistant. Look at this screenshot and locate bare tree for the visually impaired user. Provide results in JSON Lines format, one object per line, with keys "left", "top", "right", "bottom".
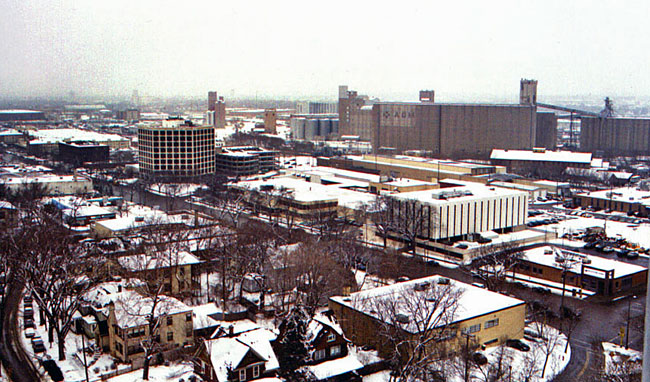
{"left": 11, "top": 211, "right": 97, "bottom": 361}
{"left": 354, "top": 279, "right": 463, "bottom": 382}
{"left": 389, "top": 197, "right": 428, "bottom": 255}
{"left": 517, "top": 349, "right": 542, "bottom": 382}
{"left": 369, "top": 195, "right": 394, "bottom": 248}
{"left": 533, "top": 320, "right": 563, "bottom": 379}
{"left": 469, "top": 241, "right": 524, "bottom": 291}
{"left": 291, "top": 241, "right": 354, "bottom": 315}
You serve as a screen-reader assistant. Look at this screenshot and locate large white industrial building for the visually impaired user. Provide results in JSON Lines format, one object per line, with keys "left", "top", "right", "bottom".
{"left": 388, "top": 181, "right": 529, "bottom": 240}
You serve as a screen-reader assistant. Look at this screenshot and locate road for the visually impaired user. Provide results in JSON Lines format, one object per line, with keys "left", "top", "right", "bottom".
{"left": 0, "top": 274, "right": 42, "bottom": 382}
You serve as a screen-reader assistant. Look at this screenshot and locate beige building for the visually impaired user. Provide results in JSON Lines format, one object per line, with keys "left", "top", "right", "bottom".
{"left": 138, "top": 118, "right": 215, "bottom": 180}
{"left": 106, "top": 291, "right": 194, "bottom": 364}
{"left": 318, "top": 155, "right": 504, "bottom": 183}
{"left": 116, "top": 251, "right": 202, "bottom": 299}
{"left": 580, "top": 116, "right": 650, "bottom": 156}
{"left": 339, "top": 80, "right": 558, "bottom": 158}
{"left": 329, "top": 275, "right": 526, "bottom": 358}
{"left": 263, "top": 108, "right": 277, "bottom": 134}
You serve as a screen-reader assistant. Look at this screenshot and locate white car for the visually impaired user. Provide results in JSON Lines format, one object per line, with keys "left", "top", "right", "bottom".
{"left": 24, "top": 328, "right": 35, "bottom": 338}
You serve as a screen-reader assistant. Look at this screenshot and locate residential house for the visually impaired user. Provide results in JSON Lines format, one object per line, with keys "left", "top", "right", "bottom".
{"left": 195, "top": 325, "right": 279, "bottom": 382}
{"left": 116, "top": 251, "right": 202, "bottom": 298}
{"left": 299, "top": 312, "right": 363, "bottom": 382}
{"left": 106, "top": 290, "right": 194, "bottom": 364}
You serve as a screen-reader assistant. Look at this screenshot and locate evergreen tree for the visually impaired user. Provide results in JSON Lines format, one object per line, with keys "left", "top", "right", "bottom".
{"left": 275, "top": 306, "right": 313, "bottom": 381}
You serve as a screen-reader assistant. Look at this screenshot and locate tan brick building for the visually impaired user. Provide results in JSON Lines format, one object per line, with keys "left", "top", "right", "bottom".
{"left": 329, "top": 276, "right": 526, "bottom": 359}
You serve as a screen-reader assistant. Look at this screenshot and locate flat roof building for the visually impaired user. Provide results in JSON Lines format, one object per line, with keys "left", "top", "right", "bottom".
{"left": 215, "top": 146, "right": 277, "bottom": 176}
{"left": 516, "top": 246, "right": 647, "bottom": 297}
{"left": 138, "top": 119, "right": 215, "bottom": 181}
{"left": 0, "top": 109, "right": 45, "bottom": 121}
{"left": 329, "top": 275, "right": 526, "bottom": 358}
{"left": 490, "top": 148, "right": 592, "bottom": 177}
{"left": 387, "top": 181, "right": 528, "bottom": 241}
{"left": 574, "top": 187, "right": 650, "bottom": 217}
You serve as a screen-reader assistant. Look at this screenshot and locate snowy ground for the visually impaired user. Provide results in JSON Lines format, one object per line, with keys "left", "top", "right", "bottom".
{"left": 601, "top": 342, "right": 642, "bottom": 375}
{"left": 105, "top": 362, "right": 198, "bottom": 382}
{"left": 361, "top": 323, "right": 570, "bottom": 382}
{"left": 19, "top": 298, "right": 129, "bottom": 382}
{"left": 147, "top": 183, "right": 205, "bottom": 198}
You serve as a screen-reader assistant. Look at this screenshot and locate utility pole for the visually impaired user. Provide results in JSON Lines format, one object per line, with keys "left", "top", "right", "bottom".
{"left": 626, "top": 295, "right": 636, "bottom": 349}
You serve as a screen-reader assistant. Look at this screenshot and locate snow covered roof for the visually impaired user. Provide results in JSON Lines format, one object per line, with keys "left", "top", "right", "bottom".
{"left": 302, "top": 354, "right": 363, "bottom": 380}
{"left": 27, "top": 128, "right": 128, "bottom": 144}
{"left": 0, "top": 109, "right": 42, "bottom": 113}
{"left": 0, "top": 174, "right": 91, "bottom": 185}
{"left": 490, "top": 149, "right": 592, "bottom": 164}
{"left": 92, "top": 205, "right": 175, "bottom": 233}
{"left": 204, "top": 327, "right": 279, "bottom": 382}
{"left": 235, "top": 175, "right": 375, "bottom": 209}
{"left": 489, "top": 181, "right": 540, "bottom": 191}
{"left": 112, "top": 291, "right": 191, "bottom": 328}
{"left": 523, "top": 246, "right": 646, "bottom": 279}
{"left": 191, "top": 304, "right": 219, "bottom": 331}
{"left": 331, "top": 275, "right": 524, "bottom": 334}
{"left": 306, "top": 312, "right": 346, "bottom": 343}
{"left": 0, "top": 201, "right": 16, "bottom": 209}
{"left": 118, "top": 251, "right": 201, "bottom": 271}
{"left": 577, "top": 187, "right": 650, "bottom": 206}
{"left": 390, "top": 181, "right": 527, "bottom": 205}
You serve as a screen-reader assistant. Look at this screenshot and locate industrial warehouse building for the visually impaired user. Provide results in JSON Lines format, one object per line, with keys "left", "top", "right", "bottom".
{"left": 337, "top": 80, "right": 558, "bottom": 158}
{"left": 385, "top": 181, "right": 528, "bottom": 241}
{"left": 318, "top": 155, "right": 504, "bottom": 183}
{"left": 574, "top": 187, "right": 650, "bottom": 217}
{"left": 516, "top": 246, "right": 647, "bottom": 297}
{"left": 0, "top": 109, "right": 46, "bottom": 121}
{"left": 489, "top": 148, "right": 592, "bottom": 177}
{"left": 138, "top": 118, "right": 215, "bottom": 180}
{"left": 329, "top": 275, "right": 526, "bottom": 358}
{"left": 580, "top": 116, "right": 650, "bottom": 156}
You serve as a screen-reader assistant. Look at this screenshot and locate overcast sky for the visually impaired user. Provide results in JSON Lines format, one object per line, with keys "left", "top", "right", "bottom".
{"left": 1, "top": 0, "right": 649, "bottom": 101}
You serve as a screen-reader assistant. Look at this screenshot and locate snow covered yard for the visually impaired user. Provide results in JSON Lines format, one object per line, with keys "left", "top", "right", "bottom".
{"left": 105, "top": 361, "right": 198, "bottom": 382}
{"left": 601, "top": 342, "right": 642, "bottom": 376}
{"left": 360, "top": 323, "right": 570, "bottom": 382}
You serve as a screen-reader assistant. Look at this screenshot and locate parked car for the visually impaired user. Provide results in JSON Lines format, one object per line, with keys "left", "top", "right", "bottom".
{"left": 472, "top": 352, "right": 488, "bottom": 365}
{"left": 23, "top": 295, "right": 33, "bottom": 304}
{"left": 24, "top": 328, "right": 35, "bottom": 338}
{"left": 24, "top": 318, "right": 35, "bottom": 329}
{"left": 31, "top": 336, "right": 46, "bottom": 353}
{"left": 425, "top": 260, "right": 440, "bottom": 267}
{"left": 24, "top": 307, "right": 34, "bottom": 319}
{"left": 627, "top": 251, "right": 640, "bottom": 260}
{"left": 506, "top": 339, "right": 531, "bottom": 352}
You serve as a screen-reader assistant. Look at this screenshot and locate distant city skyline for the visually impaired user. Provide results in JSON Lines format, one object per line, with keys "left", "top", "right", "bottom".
{"left": 2, "top": 1, "right": 650, "bottom": 101}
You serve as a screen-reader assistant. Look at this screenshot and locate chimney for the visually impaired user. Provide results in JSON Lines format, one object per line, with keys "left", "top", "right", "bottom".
{"left": 228, "top": 325, "right": 234, "bottom": 337}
